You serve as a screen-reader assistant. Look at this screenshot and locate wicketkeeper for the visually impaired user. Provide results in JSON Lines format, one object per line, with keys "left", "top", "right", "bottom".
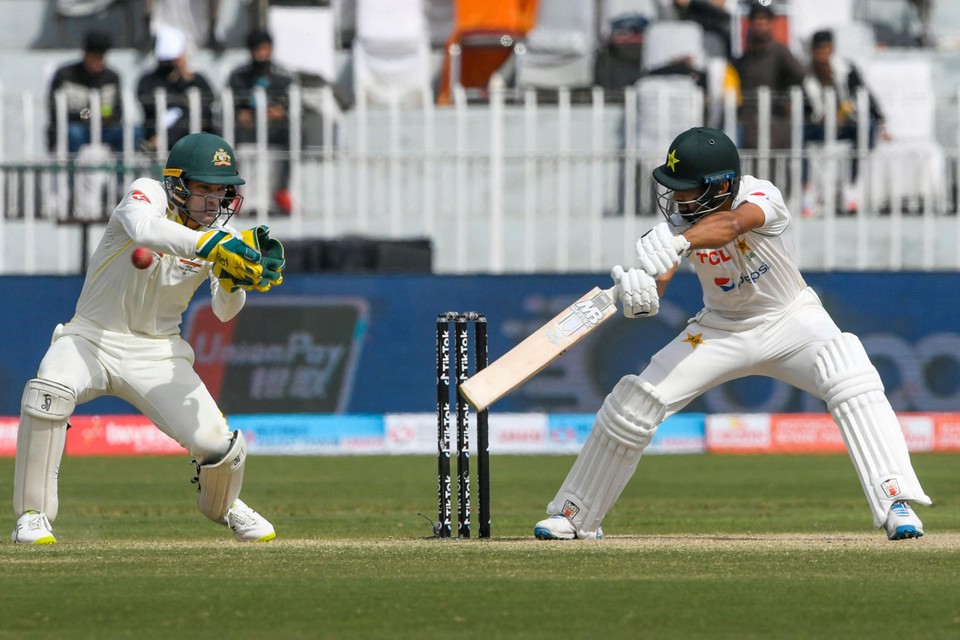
{"left": 12, "top": 132, "right": 285, "bottom": 544}
{"left": 535, "top": 127, "right": 930, "bottom": 542}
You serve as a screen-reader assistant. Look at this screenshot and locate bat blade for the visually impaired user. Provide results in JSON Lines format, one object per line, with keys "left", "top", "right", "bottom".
{"left": 459, "top": 286, "right": 618, "bottom": 411}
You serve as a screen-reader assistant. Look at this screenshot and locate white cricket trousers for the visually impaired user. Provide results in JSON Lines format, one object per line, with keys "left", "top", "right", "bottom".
{"left": 36, "top": 319, "right": 233, "bottom": 460}
{"left": 640, "top": 288, "right": 841, "bottom": 416}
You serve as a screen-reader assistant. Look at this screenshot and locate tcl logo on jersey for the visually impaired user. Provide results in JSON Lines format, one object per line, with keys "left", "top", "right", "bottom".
{"left": 698, "top": 240, "right": 756, "bottom": 265}
{"left": 714, "top": 263, "right": 771, "bottom": 292}
{"left": 695, "top": 249, "right": 732, "bottom": 265}
{"left": 130, "top": 190, "right": 151, "bottom": 203}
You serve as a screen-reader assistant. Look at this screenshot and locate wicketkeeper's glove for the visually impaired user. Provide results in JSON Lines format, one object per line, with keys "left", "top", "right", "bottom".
{"left": 215, "top": 226, "right": 285, "bottom": 293}
{"left": 243, "top": 225, "right": 285, "bottom": 288}
{"left": 196, "top": 229, "right": 263, "bottom": 285}
{"left": 213, "top": 262, "right": 256, "bottom": 293}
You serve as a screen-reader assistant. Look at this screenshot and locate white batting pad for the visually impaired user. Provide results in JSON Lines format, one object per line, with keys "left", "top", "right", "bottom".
{"left": 14, "top": 378, "right": 75, "bottom": 521}
{"left": 815, "top": 333, "right": 931, "bottom": 527}
{"left": 547, "top": 375, "right": 666, "bottom": 536}
{"left": 196, "top": 430, "right": 246, "bottom": 524}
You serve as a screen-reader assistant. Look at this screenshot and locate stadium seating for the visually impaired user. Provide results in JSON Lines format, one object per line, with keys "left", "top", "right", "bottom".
{"left": 788, "top": 0, "right": 855, "bottom": 50}
{"left": 862, "top": 57, "right": 948, "bottom": 213}
{"left": 436, "top": 0, "right": 537, "bottom": 103}
{"left": 641, "top": 20, "right": 705, "bottom": 74}
{"left": 831, "top": 21, "right": 878, "bottom": 66}
{"left": 424, "top": 0, "right": 455, "bottom": 48}
{"left": 268, "top": 4, "right": 337, "bottom": 84}
{"left": 515, "top": 0, "right": 597, "bottom": 90}
{"left": 635, "top": 75, "right": 705, "bottom": 156}
{"left": 352, "top": 0, "right": 432, "bottom": 107}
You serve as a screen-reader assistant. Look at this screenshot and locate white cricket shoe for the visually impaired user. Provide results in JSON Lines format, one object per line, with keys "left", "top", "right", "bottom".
{"left": 884, "top": 501, "right": 924, "bottom": 540}
{"left": 227, "top": 499, "right": 276, "bottom": 542}
{"left": 534, "top": 514, "right": 603, "bottom": 540}
{"left": 11, "top": 511, "right": 56, "bottom": 545}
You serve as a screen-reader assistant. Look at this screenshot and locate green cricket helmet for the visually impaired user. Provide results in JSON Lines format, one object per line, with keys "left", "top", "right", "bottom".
{"left": 162, "top": 132, "right": 245, "bottom": 227}
{"left": 652, "top": 127, "right": 740, "bottom": 226}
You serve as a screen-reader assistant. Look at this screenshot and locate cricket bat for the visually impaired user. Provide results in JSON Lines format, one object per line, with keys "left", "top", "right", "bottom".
{"left": 459, "top": 286, "right": 619, "bottom": 411}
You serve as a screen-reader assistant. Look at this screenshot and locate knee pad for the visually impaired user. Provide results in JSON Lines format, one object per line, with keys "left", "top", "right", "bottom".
{"left": 14, "top": 378, "right": 76, "bottom": 521}
{"left": 596, "top": 374, "right": 667, "bottom": 449}
{"left": 815, "top": 334, "right": 931, "bottom": 527}
{"left": 21, "top": 378, "right": 76, "bottom": 422}
{"left": 195, "top": 430, "right": 246, "bottom": 525}
{"left": 815, "top": 333, "right": 884, "bottom": 409}
{"left": 548, "top": 375, "right": 666, "bottom": 535}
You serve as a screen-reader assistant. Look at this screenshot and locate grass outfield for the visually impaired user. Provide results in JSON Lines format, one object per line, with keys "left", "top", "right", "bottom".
{"left": 1, "top": 454, "right": 958, "bottom": 639}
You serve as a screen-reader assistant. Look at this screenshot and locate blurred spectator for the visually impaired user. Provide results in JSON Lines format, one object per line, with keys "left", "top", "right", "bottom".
{"left": 145, "top": 0, "right": 224, "bottom": 53}
{"left": 47, "top": 30, "right": 125, "bottom": 153}
{"left": 802, "top": 29, "right": 890, "bottom": 213}
{"left": 733, "top": 3, "right": 805, "bottom": 149}
{"left": 596, "top": 14, "right": 649, "bottom": 92}
{"left": 137, "top": 26, "right": 217, "bottom": 152}
{"left": 228, "top": 28, "right": 297, "bottom": 214}
{"left": 911, "top": 0, "right": 933, "bottom": 46}
{"left": 672, "top": 0, "right": 732, "bottom": 58}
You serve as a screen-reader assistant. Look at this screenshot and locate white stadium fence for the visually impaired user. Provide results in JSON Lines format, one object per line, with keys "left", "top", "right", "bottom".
{"left": 1, "top": 79, "right": 959, "bottom": 275}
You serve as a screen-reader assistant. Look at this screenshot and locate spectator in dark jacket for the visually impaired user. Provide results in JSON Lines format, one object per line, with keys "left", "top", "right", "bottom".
{"left": 673, "top": 0, "right": 732, "bottom": 58}
{"left": 803, "top": 29, "right": 888, "bottom": 149}
{"left": 47, "top": 30, "right": 125, "bottom": 153}
{"left": 733, "top": 3, "right": 805, "bottom": 149}
{"left": 227, "top": 29, "right": 297, "bottom": 214}
{"left": 136, "top": 25, "right": 216, "bottom": 152}
{"left": 801, "top": 29, "right": 890, "bottom": 214}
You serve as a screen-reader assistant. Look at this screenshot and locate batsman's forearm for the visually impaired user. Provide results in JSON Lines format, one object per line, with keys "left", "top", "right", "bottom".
{"left": 681, "top": 203, "right": 765, "bottom": 250}
{"left": 656, "top": 267, "right": 676, "bottom": 297}
{"left": 680, "top": 212, "right": 745, "bottom": 249}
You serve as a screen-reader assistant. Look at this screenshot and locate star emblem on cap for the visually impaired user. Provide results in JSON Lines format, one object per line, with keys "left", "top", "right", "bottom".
{"left": 666, "top": 149, "right": 679, "bottom": 172}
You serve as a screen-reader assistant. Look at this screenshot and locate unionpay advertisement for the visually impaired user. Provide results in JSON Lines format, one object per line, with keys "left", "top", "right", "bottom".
{"left": 185, "top": 297, "right": 367, "bottom": 414}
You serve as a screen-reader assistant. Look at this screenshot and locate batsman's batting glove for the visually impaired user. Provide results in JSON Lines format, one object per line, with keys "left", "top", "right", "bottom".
{"left": 196, "top": 229, "right": 263, "bottom": 285}
{"left": 611, "top": 265, "right": 660, "bottom": 318}
{"left": 636, "top": 222, "right": 684, "bottom": 277}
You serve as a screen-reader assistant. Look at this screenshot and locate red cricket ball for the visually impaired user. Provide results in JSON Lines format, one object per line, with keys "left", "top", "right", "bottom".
{"left": 131, "top": 247, "right": 154, "bottom": 269}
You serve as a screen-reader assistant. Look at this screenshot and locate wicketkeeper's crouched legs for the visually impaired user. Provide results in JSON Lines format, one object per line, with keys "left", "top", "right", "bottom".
{"left": 193, "top": 430, "right": 276, "bottom": 541}
{"left": 194, "top": 430, "right": 247, "bottom": 525}
{"left": 546, "top": 375, "right": 666, "bottom": 537}
{"left": 13, "top": 378, "right": 75, "bottom": 522}
{"left": 815, "top": 333, "right": 932, "bottom": 527}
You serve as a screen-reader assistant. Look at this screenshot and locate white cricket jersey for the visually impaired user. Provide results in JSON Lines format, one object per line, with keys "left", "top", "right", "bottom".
{"left": 683, "top": 175, "right": 807, "bottom": 327}
{"left": 72, "top": 178, "right": 245, "bottom": 337}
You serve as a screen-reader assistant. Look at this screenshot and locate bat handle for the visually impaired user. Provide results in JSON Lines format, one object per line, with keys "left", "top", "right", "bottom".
{"left": 605, "top": 283, "right": 621, "bottom": 306}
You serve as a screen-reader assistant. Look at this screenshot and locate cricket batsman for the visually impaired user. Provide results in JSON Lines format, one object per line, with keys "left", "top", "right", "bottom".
{"left": 535, "top": 127, "right": 930, "bottom": 541}
{"left": 12, "top": 132, "right": 285, "bottom": 544}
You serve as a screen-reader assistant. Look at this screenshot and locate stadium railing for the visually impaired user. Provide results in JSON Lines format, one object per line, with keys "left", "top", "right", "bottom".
{"left": 0, "top": 81, "right": 958, "bottom": 275}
